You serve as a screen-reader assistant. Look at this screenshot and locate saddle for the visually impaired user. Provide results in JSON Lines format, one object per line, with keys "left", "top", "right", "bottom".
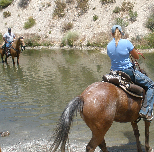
{"left": 102, "top": 71, "right": 145, "bottom": 99}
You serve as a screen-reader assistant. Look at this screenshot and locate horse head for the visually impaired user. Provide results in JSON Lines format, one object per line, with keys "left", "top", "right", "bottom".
{"left": 19, "top": 36, "right": 26, "bottom": 52}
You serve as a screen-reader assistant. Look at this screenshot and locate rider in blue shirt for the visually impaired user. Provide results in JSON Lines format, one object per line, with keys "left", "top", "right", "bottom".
{"left": 3, "top": 28, "right": 16, "bottom": 57}
{"left": 107, "top": 25, "right": 154, "bottom": 122}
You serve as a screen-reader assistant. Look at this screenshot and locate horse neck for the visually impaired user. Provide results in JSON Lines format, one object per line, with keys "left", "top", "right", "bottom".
{"left": 13, "top": 38, "right": 20, "bottom": 50}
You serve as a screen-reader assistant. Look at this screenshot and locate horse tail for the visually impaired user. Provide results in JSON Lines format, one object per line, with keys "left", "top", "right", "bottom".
{"left": 49, "top": 96, "right": 84, "bottom": 152}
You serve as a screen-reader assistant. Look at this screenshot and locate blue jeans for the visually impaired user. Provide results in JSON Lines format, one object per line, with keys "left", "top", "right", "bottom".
{"left": 122, "top": 68, "right": 154, "bottom": 117}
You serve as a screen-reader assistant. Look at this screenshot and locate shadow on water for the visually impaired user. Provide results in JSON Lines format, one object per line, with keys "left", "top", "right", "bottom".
{"left": 106, "top": 131, "right": 145, "bottom": 152}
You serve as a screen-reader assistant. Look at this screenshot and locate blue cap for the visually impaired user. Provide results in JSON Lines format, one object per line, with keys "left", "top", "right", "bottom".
{"left": 112, "top": 25, "right": 122, "bottom": 33}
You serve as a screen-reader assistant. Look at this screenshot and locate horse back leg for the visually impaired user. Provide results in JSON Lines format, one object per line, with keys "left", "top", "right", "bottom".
{"left": 99, "top": 139, "right": 108, "bottom": 152}
{"left": 131, "top": 122, "right": 143, "bottom": 152}
{"left": 84, "top": 115, "right": 114, "bottom": 152}
{"left": 86, "top": 122, "right": 112, "bottom": 152}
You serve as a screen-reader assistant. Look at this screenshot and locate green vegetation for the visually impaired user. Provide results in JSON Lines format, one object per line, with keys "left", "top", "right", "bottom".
{"left": 24, "top": 16, "right": 36, "bottom": 29}
{"left": 0, "top": 0, "right": 13, "bottom": 9}
{"left": 113, "top": 6, "right": 121, "bottom": 13}
{"left": 53, "top": 0, "right": 66, "bottom": 18}
{"left": 3, "top": 11, "right": 11, "bottom": 18}
{"left": 132, "top": 33, "right": 154, "bottom": 49}
{"left": 93, "top": 15, "right": 98, "bottom": 21}
{"left": 129, "top": 10, "right": 138, "bottom": 22}
{"left": 24, "top": 34, "right": 53, "bottom": 47}
{"left": 146, "top": 11, "right": 154, "bottom": 32}
{"left": 113, "top": 1, "right": 137, "bottom": 29}
{"left": 115, "top": 18, "right": 128, "bottom": 27}
{"left": 0, "top": 33, "right": 3, "bottom": 44}
{"left": 61, "top": 31, "right": 79, "bottom": 47}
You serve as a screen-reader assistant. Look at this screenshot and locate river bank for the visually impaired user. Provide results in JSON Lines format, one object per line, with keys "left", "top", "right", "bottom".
{"left": 25, "top": 45, "right": 154, "bottom": 54}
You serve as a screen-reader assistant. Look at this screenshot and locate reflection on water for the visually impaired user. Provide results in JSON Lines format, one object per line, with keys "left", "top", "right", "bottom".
{"left": 0, "top": 49, "right": 154, "bottom": 151}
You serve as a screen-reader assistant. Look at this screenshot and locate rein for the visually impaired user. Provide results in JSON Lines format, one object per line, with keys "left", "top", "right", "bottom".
{"left": 130, "top": 47, "right": 145, "bottom": 72}
{"left": 10, "top": 46, "right": 19, "bottom": 52}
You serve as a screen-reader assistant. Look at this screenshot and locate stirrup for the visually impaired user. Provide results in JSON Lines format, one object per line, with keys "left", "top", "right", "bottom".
{"left": 133, "top": 117, "right": 141, "bottom": 123}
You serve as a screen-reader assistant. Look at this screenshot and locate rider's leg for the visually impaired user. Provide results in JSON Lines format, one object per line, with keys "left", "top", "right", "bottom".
{"left": 134, "top": 70, "right": 154, "bottom": 121}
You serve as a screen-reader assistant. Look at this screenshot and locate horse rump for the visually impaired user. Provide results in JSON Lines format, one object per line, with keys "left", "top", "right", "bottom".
{"left": 49, "top": 96, "right": 84, "bottom": 152}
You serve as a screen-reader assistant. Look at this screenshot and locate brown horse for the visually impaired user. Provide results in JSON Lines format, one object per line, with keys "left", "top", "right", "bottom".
{"left": 50, "top": 81, "right": 154, "bottom": 152}
{"left": 0, "top": 37, "right": 25, "bottom": 64}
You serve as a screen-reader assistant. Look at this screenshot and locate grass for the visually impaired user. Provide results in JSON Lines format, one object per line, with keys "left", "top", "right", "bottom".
{"left": 24, "top": 16, "right": 36, "bottom": 29}
{"left": 132, "top": 33, "right": 154, "bottom": 49}
{"left": 24, "top": 34, "right": 54, "bottom": 47}
{"left": 61, "top": 31, "right": 79, "bottom": 47}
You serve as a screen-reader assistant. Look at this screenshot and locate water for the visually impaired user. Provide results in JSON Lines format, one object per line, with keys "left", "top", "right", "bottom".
{"left": 0, "top": 49, "right": 154, "bottom": 151}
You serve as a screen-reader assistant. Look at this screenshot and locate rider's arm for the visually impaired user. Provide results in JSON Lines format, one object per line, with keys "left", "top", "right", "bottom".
{"left": 130, "top": 48, "right": 139, "bottom": 59}
{"left": 3, "top": 37, "right": 7, "bottom": 43}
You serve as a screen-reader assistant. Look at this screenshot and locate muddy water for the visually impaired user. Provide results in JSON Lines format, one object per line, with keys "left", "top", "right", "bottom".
{"left": 0, "top": 49, "right": 153, "bottom": 151}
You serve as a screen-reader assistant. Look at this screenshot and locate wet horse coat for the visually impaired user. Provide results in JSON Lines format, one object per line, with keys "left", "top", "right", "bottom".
{"left": 50, "top": 81, "right": 153, "bottom": 152}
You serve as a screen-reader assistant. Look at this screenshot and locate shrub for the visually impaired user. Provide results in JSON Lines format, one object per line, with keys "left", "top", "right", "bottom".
{"left": 132, "top": 33, "right": 154, "bottom": 49}
{"left": 77, "top": 0, "right": 89, "bottom": 15}
{"left": 145, "top": 33, "right": 154, "bottom": 48}
{"left": 100, "top": 0, "right": 115, "bottom": 5}
{"left": 146, "top": 12, "right": 154, "bottom": 32}
{"left": 0, "top": 0, "right": 13, "bottom": 9}
{"left": 121, "top": 1, "right": 134, "bottom": 12}
{"left": 113, "top": 6, "right": 121, "bottom": 13}
{"left": 24, "top": 35, "right": 41, "bottom": 47}
{"left": 24, "top": 16, "right": 36, "bottom": 29}
{"left": 3, "top": 11, "right": 11, "bottom": 18}
{"left": 62, "top": 22, "right": 73, "bottom": 32}
{"left": 0, "top": 33, "right": 3, "bottom": 44}
{"left": 53, "top": 0, "right": 66, "bottom": 18}
{"left": 129, "top": 10, "right": 138, "bottom": 22}
{"left": 61, "top": 31, "right": 79, "bottom": 47}
{"left": 18, "top": 0, "right": 31, "bottom": 8}
{"left": 93, "top": 15, "right": 98, "bottom": 21}
{"left": 115, "top": 18, "right": 128, "bottom": 27}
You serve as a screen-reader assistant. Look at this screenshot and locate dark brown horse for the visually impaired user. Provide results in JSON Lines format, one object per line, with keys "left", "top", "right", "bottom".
{"left": 50, "top": 81, "right": 154, "bottom": 152}
{"left": 0, "top": 37, "right": 25, "bottom": 64}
